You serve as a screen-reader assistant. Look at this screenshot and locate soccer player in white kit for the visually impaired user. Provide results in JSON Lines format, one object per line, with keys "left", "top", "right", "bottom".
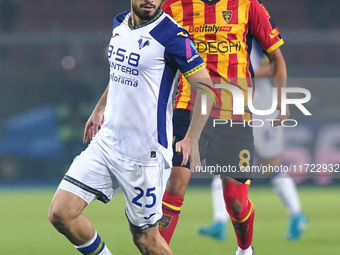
{"left": 48, "top": 0, "right": 214, "bottom": 254}
{"left": 197, "top": 39, "right": 307, "bottom": 242}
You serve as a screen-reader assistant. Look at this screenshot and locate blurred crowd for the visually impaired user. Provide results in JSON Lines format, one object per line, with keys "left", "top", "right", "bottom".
{"left": 0, "top": 0, "right": 339, "bottom": 32}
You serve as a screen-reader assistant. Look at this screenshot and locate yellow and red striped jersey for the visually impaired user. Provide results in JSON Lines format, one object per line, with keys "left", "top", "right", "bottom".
{"left": 162, "top": 0, "right": 284, "bottom": 121}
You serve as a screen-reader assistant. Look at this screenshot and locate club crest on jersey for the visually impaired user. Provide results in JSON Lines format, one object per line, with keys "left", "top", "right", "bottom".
{"left": 138, "top": 38, "right": 150, "bottom": 50}
{"left": 158, "top": 215, "right": 172, "bottom": 230}
{"left": 222, "top": 11, "right": 233, "bottom": 23}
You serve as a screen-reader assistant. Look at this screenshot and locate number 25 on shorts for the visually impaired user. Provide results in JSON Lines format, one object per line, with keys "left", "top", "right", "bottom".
{"left": 132, "top": 187, "right": 156, "bottom": 208}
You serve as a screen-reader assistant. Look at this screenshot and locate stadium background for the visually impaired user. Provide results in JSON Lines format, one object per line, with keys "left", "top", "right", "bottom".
{"left": 0, "top": 1, "right": 339, "bottom": 254}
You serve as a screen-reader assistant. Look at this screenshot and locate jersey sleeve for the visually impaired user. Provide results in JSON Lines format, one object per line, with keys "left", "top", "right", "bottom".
{"left": 249, "top": 0, "right": 284, "bottom": 53}
{"left": 164, "top": 28, "right": 205, "bottom": 77}
{"left": 113, "top": 11, "right": 129, "bottom": 30}
{"left": 149, "top": 15, "right": 205, "bottom": 77}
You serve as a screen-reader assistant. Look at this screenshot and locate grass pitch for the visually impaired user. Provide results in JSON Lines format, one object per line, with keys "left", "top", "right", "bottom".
{"left": 0, "top": 185, "right": 339, "bottom": 254}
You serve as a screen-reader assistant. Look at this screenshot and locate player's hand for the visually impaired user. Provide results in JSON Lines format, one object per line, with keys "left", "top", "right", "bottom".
{"left": 175, "top": 137, "right": 190, "bottom": 167}
{"left": 175, "top": 137, "right": 201, "bottom": 173}
{"left": 273, "top": 104, "right": 290, "bottom": 127}
{"left": 189, "top": 140, "right": 201, "bottom": 173}
{"left": 83, "top": 113, "right": 104, "bottom": 144}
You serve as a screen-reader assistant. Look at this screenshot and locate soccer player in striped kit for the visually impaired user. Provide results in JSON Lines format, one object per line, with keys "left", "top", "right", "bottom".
{"left": 160, "top": 0, "right": 289, "bottom": 254}
{"left": 197, "top": 39, "right": 307, "bottom": 243}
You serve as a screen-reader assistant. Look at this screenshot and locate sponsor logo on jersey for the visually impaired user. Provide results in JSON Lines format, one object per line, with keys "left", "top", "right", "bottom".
{"left": 196, "top": 40, "right": 241, "bottom": 53}
{"left": 222, "top": 10, "right": 233, "bottom": 23}
{"left": 177, "top": 31, "right": 188, "bottom": 37}
{"left": 188, "top": 24, "right": 232, "bottom": 33}
{"left": 138, "top": 38, "right": 150, "bottom": 50}
{"left": 187, "top": 53, "right": 200, "bottom": 63}
{"left": 109, "top": 61, "right": 139, "bottom": 76}
{"left": 186, "top": 12, "right": 200, "bottom": 17}
{"left": 110, "top": 73, "right": 138, "bottom": 87}
{"left": 269, "top": 28, "right": 280, "bottom": 38}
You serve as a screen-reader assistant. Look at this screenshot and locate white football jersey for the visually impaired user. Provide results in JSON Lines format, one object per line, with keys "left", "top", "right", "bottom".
{"left": 95, "top": 10, "right": 205, "bottom": 167}
{"left": 251, "top": 40, "right": 284, "bottom": 159}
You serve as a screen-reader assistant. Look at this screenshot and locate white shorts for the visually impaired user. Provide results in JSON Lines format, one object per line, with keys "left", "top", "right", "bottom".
{"left": 58, "top": 138, "right": 171, "bottom": 231}
{"left": 252, "top": 78, "right": 284, "bottom": 159}
{"left": 253, "top": 112, "right": 284, "bottom": 159}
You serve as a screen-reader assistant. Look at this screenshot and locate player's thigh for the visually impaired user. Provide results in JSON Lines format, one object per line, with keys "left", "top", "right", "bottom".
{"left": 205, "top": 121, "right": 254, "bottom": 184}
{"left": 112, "top": 159, "right": 171, "bottom": 231}
{"left": 58, "top": 140, "right": 119, "bottom": 205}
{"left": 49, "top": 188, "right": 87, "bottom": 220}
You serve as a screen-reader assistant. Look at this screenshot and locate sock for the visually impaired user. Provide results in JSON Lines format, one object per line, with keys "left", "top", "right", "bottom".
{"left": 211, "top": 176, "right": 229, "bottom": 223}
{"left": 75, "top": 231, "right": 112, "bottom": 255}
{"left": 272, "top": 173, "right": 301, "bottom": 216}
{"left": 236, "top": 245, "right": 253, "bottom": 255}
{"left": 159, "top": 191, "right": 184, "bottom": 244}
{"left": 223, "top": 182, "right": 254, "bottom": 250}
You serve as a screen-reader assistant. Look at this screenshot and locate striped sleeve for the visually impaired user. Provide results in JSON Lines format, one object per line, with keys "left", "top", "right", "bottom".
{"left": 249, "top": 0, "right": 284, "bottom": 53}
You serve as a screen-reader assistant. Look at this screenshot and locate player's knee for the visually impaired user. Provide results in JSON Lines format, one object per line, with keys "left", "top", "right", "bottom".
{"left": 132, "top": 236, "right": 147, "bottom": 253}
{"left": 165, "top": 167, "right": 190, "bottom": 196}
{"left": 223, "top": 193, "right": 242, "bottom": 215}
{"left": 230, "top": 199, "right": 242, "bottom": 215}
{"left": 48, "top": 206, "right": 63, "bottom": 227}
{"left": 132, "top": 232, "right": 154, "bottom": 254}
{"left": 48, "top": 205, "right": 70, "bottom": 231}
{"left": 223, "top": 179, "right": 248, "bottom": 216}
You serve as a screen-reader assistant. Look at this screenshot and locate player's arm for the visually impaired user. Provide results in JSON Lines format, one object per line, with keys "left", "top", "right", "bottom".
{"left": 176, "top": 68, "right": 215, "bottom": 172}
{"left": 254, "top": 62, "right": 270, "bottom": 78}
{"left": 249, "top": 0, "right": 288, "bottom": 126}
{"left": 161, "top": 25, "right": 214, "bottom": 170}
{"left": 83, "top": 83, "right": 109, "bottom": 143}
{"left": 267, "top": 48, "right": 290, "bottom": 126}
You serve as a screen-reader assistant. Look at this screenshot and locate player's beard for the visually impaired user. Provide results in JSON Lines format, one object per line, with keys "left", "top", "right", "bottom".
{"left": 132, "top": 1, "right": 161, "bottom": 22}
